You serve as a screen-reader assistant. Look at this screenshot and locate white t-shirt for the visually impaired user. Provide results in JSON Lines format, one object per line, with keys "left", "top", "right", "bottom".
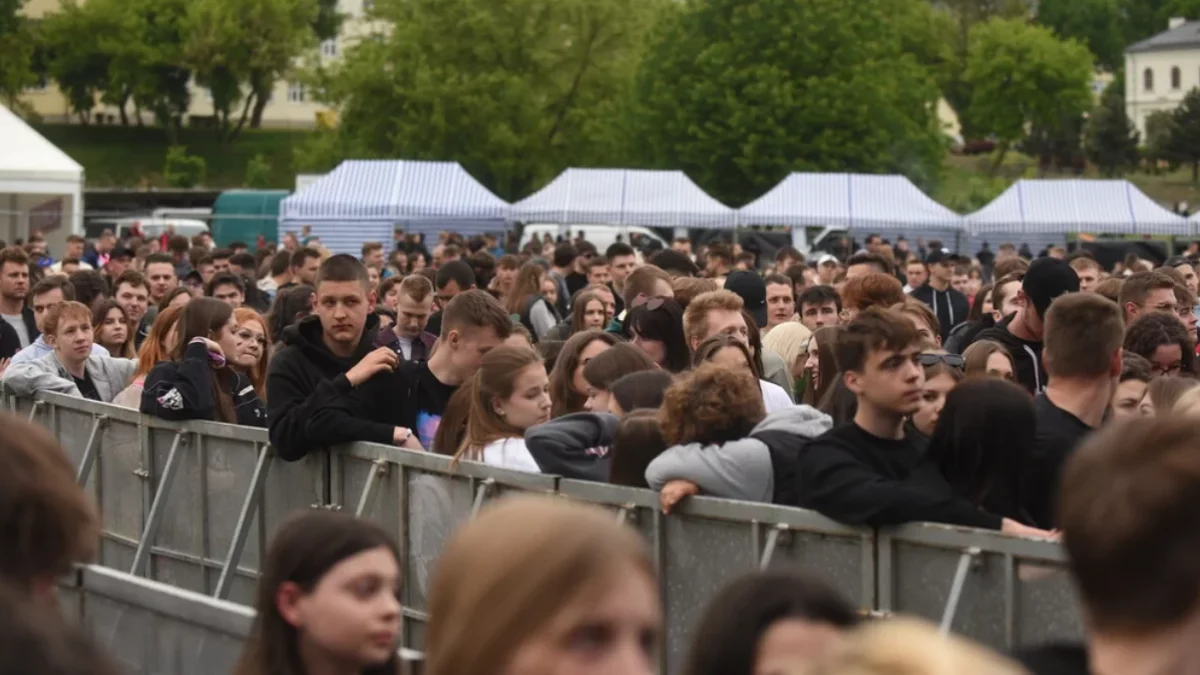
{"left": 397, "top": 335, "right": 413, "bottom": 360}
{"left": 479, "top": 437, "right": 542, "bottom": 473}
{"left": 759, "top": 380, "right": 794, "bottom": 413}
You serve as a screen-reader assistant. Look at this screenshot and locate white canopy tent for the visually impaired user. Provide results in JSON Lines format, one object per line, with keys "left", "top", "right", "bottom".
{"left": 966, "top": 179, "right": 1189, "bottom": 236}
{"left": 0, "top": 104, "right": 84, "bottom": 254}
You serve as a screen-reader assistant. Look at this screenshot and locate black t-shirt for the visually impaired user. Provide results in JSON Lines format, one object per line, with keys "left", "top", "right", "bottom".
{"left": 1017, "top": 643, "right": 1090, "bottom": 675}
{"left": 426, "top": 309, "right": 444, "bottom": 337}
{"left": 73, "top": 371, "right": 101, "bottom": 401}
{"left": 1024, "top": 394, "right": 1095, "bottom": 528}
{"left": 565, "top": 271, "right": 588, "bottom": 299}
{"left": 391, "top": 361, "right": 458, "bottom": 449}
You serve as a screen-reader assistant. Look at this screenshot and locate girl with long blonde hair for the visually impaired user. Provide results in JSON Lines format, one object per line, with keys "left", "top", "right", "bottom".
{"left": 232, "top": 307, "right": 270, "bottom": 400}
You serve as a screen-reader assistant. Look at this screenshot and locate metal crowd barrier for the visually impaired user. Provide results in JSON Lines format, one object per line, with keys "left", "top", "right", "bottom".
{"left": 12, "top": 391, "right": 1083, "bottom": 670}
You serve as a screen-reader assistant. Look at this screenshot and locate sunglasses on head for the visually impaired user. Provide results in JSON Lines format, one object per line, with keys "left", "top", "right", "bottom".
{"left": 919, "top": 353, "right": 965, "bottom": 369}
{"left": 631, "top": 295, "right": 667, "bottom": 311}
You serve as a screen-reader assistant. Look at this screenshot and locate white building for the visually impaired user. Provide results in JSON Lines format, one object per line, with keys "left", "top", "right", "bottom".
{"left": 1125, "top": 17, "right": 1200, "bottom": 139}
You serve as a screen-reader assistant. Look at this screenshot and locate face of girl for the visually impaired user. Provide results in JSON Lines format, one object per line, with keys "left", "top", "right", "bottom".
{"left": 984, "top": 351, "right": 1014, "bottom": 381}
{"left": 501, "top": 561, "right": 661, "bottom": 675}
{"left": 583, "top": 387, "right": 612, "bottom": 414}
{"left": 498, "top": 363, "right": 552, "bottom": 429}
{"left": 912, "top": 373, "right": 957, "bottom": 436}
{"left": 572, "top": 340, "right": 611, "bottom": 396}
{"left": 582, "top": 300, "right": 606, "bottom": 330}
{"left": 99, "top": 308, "right": 128, "bottom": 347}
{"left": 280, "top": 546, "right": 401, "bottom": 671}
{"left": 804, "top": 336, "right": 821, "bottom": 389}
{"left": 981, "top": 294, "right": 994, "bottom": 316}
{"left": 754, "top": 618, "right": 845, "bottom": 675}
{"left": 382, "top": 285, "right": 401, "bottom": 311}
{"left": 213, "top": 315, "right": 240, "bottom": 358}
{"left": 1149, "top": 343, "right": 1184, "bottom": 377}
{"left": 1111, "top": 379, "right": 1148, "bottom": 421}
{"left": 541, "top": 279, "right": 559, "bottom": 306}
{"left": 710, "top": 345, "right": 751, "bottom": 373}
{"left": 233, "top": 319, "right": 267, "bottom": 369}
{"left": 630, "top": 330, "right": 667, "bottom": 367}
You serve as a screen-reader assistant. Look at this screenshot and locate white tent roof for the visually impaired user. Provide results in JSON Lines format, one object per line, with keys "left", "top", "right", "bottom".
{"left": 966, "top": 179, "right": 1188, "bottom": 235}
{"left": 510, "top": 168, "right": 736, "bottom": 229}
{"left": 738, "top": 173, "right": 964, "bottom": 231}
{"left": 0, "top": 104, "right": 84, "bottom": 193}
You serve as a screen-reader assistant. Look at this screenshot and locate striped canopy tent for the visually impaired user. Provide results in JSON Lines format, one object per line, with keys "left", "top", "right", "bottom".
{"left": 279, "top": 160, "right": 510, "bottom": 256}
{"left": 510, "top": 168, "right": 736, "bottom": 229}
{"left": 966, "top": 179, "right": 1189, "bottom": 236}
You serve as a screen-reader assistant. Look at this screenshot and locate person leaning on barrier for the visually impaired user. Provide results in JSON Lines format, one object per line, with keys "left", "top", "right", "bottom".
{"left": 141, "top": 297, "right": 265, "bottom": 426}
{"left": 10, "top": 276, "right": 109, "bottom": 366}
{"left": 3, "top": 301, "right": 135, "bottom": 403}
{"left": 267, "top": 256, "right": 383, "bottom": 460}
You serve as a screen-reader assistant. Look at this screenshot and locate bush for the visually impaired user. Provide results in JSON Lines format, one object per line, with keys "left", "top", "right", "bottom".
{"left": 163, "top": 146, "right": 206, "bottom": 188}
{"left": 244, "top": 154, "right": 272, "bottom": 188}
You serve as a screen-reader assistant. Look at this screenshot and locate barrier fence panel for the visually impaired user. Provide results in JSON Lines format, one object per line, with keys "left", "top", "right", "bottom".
{"left": 328, "top": 442, "right": 561, "bottom": 652}
{"left": 877, "top": 523, "right": 1082, "bottom": 652}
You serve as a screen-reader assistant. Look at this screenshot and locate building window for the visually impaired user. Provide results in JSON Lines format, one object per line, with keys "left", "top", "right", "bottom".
{"left": 321, "top": 39, "right": 337, "bottom": 57}
{"left": 288, "top": 82, "right": 306, "bottom": 103}
{"left": 1145, "top": 68, "right": 1155, "bottom": 92}
{"left": 1172, "top": 66, "right": 1182, "bottom": 90}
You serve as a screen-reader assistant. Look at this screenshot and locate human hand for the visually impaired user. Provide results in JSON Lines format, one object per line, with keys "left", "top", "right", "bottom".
{"left": 347, "top": 347, "right": 399, "bottom": 387}
{"left": 660, "top": 480, "right": 699, "bottom": 514}
{"left": 392, "top": 426, "right": 424, "bottom": 450}
{"left": 1001, "top": 518, "right": 1056, "bottom": 540}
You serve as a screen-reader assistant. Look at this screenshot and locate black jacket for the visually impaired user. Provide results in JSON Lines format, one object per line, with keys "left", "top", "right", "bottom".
{"left": 971, "top": 314, "right": 1045, "bottom": 395}
{"left": 266, "top": 313, "right": 381, "bottom": 461}
{"left": 0, "top": 320, "right": 20, "bottom": 359}
{"left": 909, "top": 284, "right": 969, "bottom": 343}
{"left": 141, "top": 342, "right": 266, "bottom": 427}
{"left": 20, "top": 306, "right": 38, "bottom": 344}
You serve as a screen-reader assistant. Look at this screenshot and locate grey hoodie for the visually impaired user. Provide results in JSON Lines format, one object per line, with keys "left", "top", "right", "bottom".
{"left": 3, "top": 350, "right": 136, "bottom": 403}
{"left": 524, "top": 412, "right": 620, "bottom": 481}
{"left": 645, "top": 405, "right": 832, "bottom": 502}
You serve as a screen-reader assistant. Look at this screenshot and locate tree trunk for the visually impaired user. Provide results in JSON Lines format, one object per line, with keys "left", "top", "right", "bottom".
{"left": 228, "top": 91, "right": 256, "bottom": 144}
{"left": 250, "top": 87, "right": 269, "bottom": 129}
{"left": 988, "top": 141, "right": 1010, "bottom": 177}
{"left": 1193, "top": 160, "right": 1198, "bottom": 186}
{"left": 118, "top": 98, "right": 129, "bottom": 126}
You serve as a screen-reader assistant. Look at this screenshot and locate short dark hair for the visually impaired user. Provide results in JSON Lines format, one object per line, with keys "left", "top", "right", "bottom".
{"left": 1044, "top": 293, "right": 1124, "bottom": 379}
{"left": 775, "top": 246, "right": 803, "bottom": 264}
{"left": 553, "top": 244, "right": 578, "bottom": 269}
{"left": 441, "top": 289, "right": 512, "bottom": 339}
{"left": 68, "top": 270, "right": 108, "bottom": 307}
{"left": 229, "top": 252, "right": 257, "bottom": 271}
{"left": 650, "top": 249, "right": 700, "bottom": 277}
{"left": 270, "top": 251, "right": 292, "bottom": 277}
{"left": 315, "top": 254, "right": 370, "bottom": 290}
{"left": 798, "top": 285, "right": 842, "bottom": 313}
{"left": 398, "top": 274, "right": 434, "bottom": 303}
{"left": 211, "top": 248, "right": 233, "bottom": 261}
{"left": 1120, "top": 350, "right": 1153, "bottom": 383}
{"left": 587, "top": 255, "right": 609, "bottom": 272}
{"left": 205, "top": 272, "right": 245, "bottom": 297}
{"left": 168, "top": 235, "right": 189, "bottom": 254}
{"left": 290, "top": 247, "right": 321, "bottom": 269}
{"left": 1060, "top": 415, "right": 1200, "bottom": 633}
{"left": 361, "top": 241, "right": 383, "bottom": 257}
{"left": 763, "top": 273, "right": 790, "bottom": 289}
{"left": 144, "top": 252, "right": 174, "bottom": 268}
{"left": 113, "top": 269, "right": 148, "bottom": 293}
{"left": 605, "top": 242, "right": 635, "bottom": 260}
{"left": 835, "top": 307, "right": 920, "bottom": 374}
{"left": 1119, "top": 270, "right": 1178, "bottom": 310}
{"left": 31, "top": 275, "right": 74, "bottom": 301}
{"left": 845, "top": 252, "right": 893, "bottom": 276}
{"left": 0, "top": 247, "right": 28, "bottom": 268}
{"left": 706, "top": 244, "right": 732, "bottom": 265}
{"left": 436, "top": 260, "right": 476, "bottom": 291}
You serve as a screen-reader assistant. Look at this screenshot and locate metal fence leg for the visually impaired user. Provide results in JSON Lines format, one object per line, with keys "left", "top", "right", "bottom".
{"left": 354, "top": 458, "right": 389, "bottom": 518}
{"left": 214, "top": 443, "right": 272, "bottom": 600}
{"left": 26, "top": 399, "right": 42, "bottom": 423}
{"left": 75, "top": 415, "right": 108, "bottom": 486}
{"left": 129, "top": 431, "right": 187, "bottom": 577}
{"left": 470, "top": 478, "right": 495, "bottom": 517}
{"left": 759, "top": 523, "right": 788, "bottom": 571}
{"left": 614, "top": 504, "right": 633, "bottom": 526}
{"left": 939, "top": 547, "right": 981, "bottom": 634}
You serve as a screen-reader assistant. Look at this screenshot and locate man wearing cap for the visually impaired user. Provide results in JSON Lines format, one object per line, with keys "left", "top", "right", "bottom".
{"left": 815, "top": 254, "right": 840, "bottom": 285}
{"left": 908, "top": 250, "right": 969, "bottom": 344}
{"left": 970, "top": 257, "right": 1080, "bottom": 395}
{"left": 102, "top": 245, "right": 134, "bottom": 286}
{"left": 724, "top": 271, "right": 793, "bottom": 399}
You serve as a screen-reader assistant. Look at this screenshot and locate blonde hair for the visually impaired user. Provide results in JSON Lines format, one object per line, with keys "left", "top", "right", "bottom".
{"left": 426, "top": 496, "right": 656, "bottom": 675}
{"left": 683, "top": 290, "right": 744, "bottom": 346}
{"left": 453, "top": 345, "right": 543, "bottom": 460}
{"left": 762, "top": 321, "right": 812, "bottom": 370}
{"left": 1173, "top": 384, "right": 1200, "bottom": 418}
{"left": 233, "top": 308, "right": 270, "bottom": 400}
{"left": 812, "top": 618, "right": 1025, "bottom": 675}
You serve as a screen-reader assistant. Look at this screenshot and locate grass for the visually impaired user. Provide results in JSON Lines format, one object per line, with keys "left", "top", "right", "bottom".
{"left": 35, "top": 124, "right": 313, "bottom": 189}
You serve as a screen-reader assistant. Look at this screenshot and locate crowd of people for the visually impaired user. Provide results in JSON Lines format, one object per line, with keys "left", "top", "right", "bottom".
{"left": 2, "top": 226, "right": 1200, "bottom": 674}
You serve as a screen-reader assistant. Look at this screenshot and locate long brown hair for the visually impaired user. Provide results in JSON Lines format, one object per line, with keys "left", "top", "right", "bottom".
{"left": 692, "top": 333, "right": 761, "bottom": 379}
{"left": 233, "top": 307, "right": 270, "bottom": 400}
{"left": 453, "top": 345, "right": 544, "bottom": 461}
{"left": 91, "top": 300, "right": 135, "bottom": 359}
{"left": 173, "top": 297, "right": 237, "bottom": 424}
{"left": 570, "top": 291, "right": 604, "bottom": 334}
{"left": 802, "top": 326, "right": 841, "bottom": 407}
{"left": 232, "top": 511, "right": 401, "bottom": 675}
{"left": 133, "top": 305, "right": 183, "bottom": 381}
{"left": 504, "top": 264, "right": 545, "bottom": 315}
{"left": 426, "top": 496, "right": 657, "bottom": 675}
{"left": 548, "top": 330, "right": 618, "bottom": 418}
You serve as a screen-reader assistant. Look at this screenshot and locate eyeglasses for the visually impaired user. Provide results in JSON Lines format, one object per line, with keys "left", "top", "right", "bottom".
{"left": 919, "top": 353, "right": 964, "bottom": 369}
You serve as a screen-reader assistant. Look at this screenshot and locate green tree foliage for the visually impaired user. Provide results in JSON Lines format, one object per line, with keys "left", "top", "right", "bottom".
{"left": 1036, "top": 0, "right": 1124, "bottom": 71}
{"left": 303, "top": 0, "right": 665, "bottom": 200}
{"left": 1170, "top": 88, "right": 1200, "bottom": 183}
{"left": 964, "top": 18, "right": 1094, "bottom": 173}
{"left": 163, "top": 145, "right": 207, "bottom": 187}
{"left": 1144, "top": 109, "right": 1178, "bottom": 171}
{"left": 244, "top": 153, "right": 272, "bottom": 188}
{"left": 1084, "top": 83, "right": 1140, "bottom": 176}
{"left": 936, "top": 0, "right": 1032, "bottom": 138}
{"left": 0, "top": 0, "right": 35, "bottom": 105}
{"left": 632, "top": 0, "right": 947, "bottom": 206}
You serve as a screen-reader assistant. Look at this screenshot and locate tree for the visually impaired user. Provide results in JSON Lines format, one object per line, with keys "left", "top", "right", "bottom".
{"left": 631, "top": 0, "right": 947, "bottom": 206}
{"left": 1036, "top": 0, "right": 1124, "bottom": 71}
{"left": 964, "top": 18, "right": 1094, "bottom": 173}
{"left": 245, "top": 154, "right": 272, "bottom": 188}
{"left": 1170, "top": 88, "right": 1200, "bottom": 183}
{"left": 38, "top": 0, "right": 110, "bottom": 122}
{"left": 163, "top": 146, "right": 206, "bottom": 188}
{"left": 936, "top": 0, "right": 1032, "bottom": 138}
{"left": 1144, "top": 109, "right": 1178, "bottom": 171}
{"left": 0, "top": 0, "right": 35, "bottom": 105}
{"left": 1084, "top": 83, "right": 1140, "bottom": 176}
{"left": 303, "top": 0, "right": 666, "bottom": 200}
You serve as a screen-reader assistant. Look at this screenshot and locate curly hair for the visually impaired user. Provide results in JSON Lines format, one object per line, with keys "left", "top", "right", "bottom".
{"left": 1123, "top": 311, "right": 1196, "bottom": 376}
{"left": 659, "top": 362, "right": 765, "bottom": 447}
{"left": 840, "top": 273, "right": 905, "bottom": 313}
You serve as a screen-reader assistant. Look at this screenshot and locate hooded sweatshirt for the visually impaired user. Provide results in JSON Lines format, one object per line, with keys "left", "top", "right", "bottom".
{"left": 645, "top": 406, "right": 833, "bottom": 504}
{"left": 266, "top": 313, "right": 382, "bottom": 461}
{"left": 524, "top": 412, "right": 620, "bottom": 482}
{"left": 971, "top": 313, "right": 1045, "bottom": 395}
{"left": 909, "top": 284, "right": 969, "bottom": 343}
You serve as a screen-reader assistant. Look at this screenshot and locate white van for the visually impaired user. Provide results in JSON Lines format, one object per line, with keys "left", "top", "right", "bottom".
{"left": 519, "top": 224, "right": 668, "bottom": 255}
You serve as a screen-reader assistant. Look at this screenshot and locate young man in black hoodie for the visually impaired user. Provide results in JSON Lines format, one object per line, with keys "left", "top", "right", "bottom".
{"left": 970, "top": 257, "right": 1079, "bottom": 395}
{"left": 908, "top": 250, "right": 968, "bottom": 344}
{"left": 797, "top": 307, "right": 1051, "bottom": 536}
{"left": 1020, "top": 417, "right": 1200, "bottom": 675}
{"left": 267, "top": 254, "right": 388, "bottom": 461}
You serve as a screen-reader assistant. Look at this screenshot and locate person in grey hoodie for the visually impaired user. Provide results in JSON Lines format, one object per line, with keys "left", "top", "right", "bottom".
{"left": 645, "top": 405, "right": 833, "bottom": 505}
{"left": 524, "top": 411, "right": 620, "bottom": 481}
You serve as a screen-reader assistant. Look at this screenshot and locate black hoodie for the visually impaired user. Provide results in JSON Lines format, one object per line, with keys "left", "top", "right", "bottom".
{"left": 971, "top": 314, "right": 1045, "bottom": 395}
{"left": 266, "top": 313, "right": 381, "bottom": 461}
{"left": 909, "top": 283, "right": 969, "bottom": 343}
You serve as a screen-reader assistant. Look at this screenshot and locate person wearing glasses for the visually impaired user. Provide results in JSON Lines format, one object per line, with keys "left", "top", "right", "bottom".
{"left": 910, "top": 350, "right": 964, "bottom": 438}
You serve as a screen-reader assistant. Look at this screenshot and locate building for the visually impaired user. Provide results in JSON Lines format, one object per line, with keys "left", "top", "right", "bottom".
{"left": 1125, "top": 17, "right": 1200, "bottom": 139}
{"left": 19, "top": 0, "right": 377, "bottom": 129}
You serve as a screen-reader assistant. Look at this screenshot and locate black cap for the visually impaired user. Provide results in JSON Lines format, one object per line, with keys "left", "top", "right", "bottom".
{"left": 724, "top": 271, "right": 767, "bottom": 327}
{"left": 1165, "top": 255, "right": 1192, "bottom": 269}
{"left": 925, "top": 249, "right": 952, "bottom": 265}
{"left": 109, "top": 244, "right": 134, "bottom": 260}
{"left": 1023, "top": 257, "right": 1079, "bottom": 316}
